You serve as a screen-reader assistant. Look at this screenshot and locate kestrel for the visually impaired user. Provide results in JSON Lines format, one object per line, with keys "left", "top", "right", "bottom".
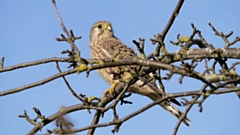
{"left": 89, "top": 21, "right": 191, "bottom": 126}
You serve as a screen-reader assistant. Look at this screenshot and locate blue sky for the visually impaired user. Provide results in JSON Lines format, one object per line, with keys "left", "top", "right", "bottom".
{"left": 1, "top": 0, "right": 240, "bottom": 135}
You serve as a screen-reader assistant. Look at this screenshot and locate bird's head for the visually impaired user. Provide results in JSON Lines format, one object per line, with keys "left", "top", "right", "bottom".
{"left": 90, "top": 21, "right": 114, "bottom": 41}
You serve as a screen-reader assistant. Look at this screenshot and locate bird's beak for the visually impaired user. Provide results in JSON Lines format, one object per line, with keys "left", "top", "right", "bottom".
{"left": 107, "top": 25, "right": 111, "bottom": 31}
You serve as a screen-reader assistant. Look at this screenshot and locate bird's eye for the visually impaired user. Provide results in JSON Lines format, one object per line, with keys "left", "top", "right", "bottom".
{"left": 98, "top": 25, "right": 102, "bottom": 28}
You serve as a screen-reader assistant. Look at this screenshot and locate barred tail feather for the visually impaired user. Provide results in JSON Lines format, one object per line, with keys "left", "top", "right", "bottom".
{"left": 132, "top": 80, "right": 191, "bottom": 126}
{"left": 163, "top": 103, "right": 191, "bottom": 126}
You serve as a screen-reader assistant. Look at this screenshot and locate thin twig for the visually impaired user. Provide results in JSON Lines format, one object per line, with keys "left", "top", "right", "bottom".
{"left": 161, "top": 0, "right": 184, "bottom": 41}
{"left": 147, "top": 0, "right": 185, "bottom": 58}
{"left": 51, "top": 0, "right": 80, "bottom": 56}
{"left": 173, "top": 85, "right": 207, "bottom": 135}
{"left": 27, "top": 102, "right": 104, "bottom": 135}
{"left": 0, "top": 57, "right": 69, "bottom": 73}
{"left": 55, "top": 62, "right": 87, "bottom": 104}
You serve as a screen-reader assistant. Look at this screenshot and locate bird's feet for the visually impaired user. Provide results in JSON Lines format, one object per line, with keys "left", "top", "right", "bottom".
{"left": 103, "top": 82, "right": 118, "bottom": 98}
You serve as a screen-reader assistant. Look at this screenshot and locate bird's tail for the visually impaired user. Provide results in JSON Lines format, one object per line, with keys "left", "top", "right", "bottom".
{"left": 161, "top": 102, "right": 191, "bottom": 126}
{"left": 131, "top": 80, "right": 191, "bottom": 126}
{"left": 145, "top": 90, "right": 191, "bottom": 126}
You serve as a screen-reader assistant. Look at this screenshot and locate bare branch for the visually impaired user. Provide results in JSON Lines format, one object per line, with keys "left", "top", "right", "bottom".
{"left": 0, "top": 57, "right": 69, "bottom": 73}
{"left": 63, "top": 87, "right": 240, "bottom": 134}
{"left": 2, "top": 56, "right": 240, "bottom": 96}
{"left": 173, "top": 85, "right": 207, "bottom": 135}
{"left": 148, "top": 0, "right": 185, "bottom": 58}
{"left": 55, "top": 62, "right": 87, "bottom": 104}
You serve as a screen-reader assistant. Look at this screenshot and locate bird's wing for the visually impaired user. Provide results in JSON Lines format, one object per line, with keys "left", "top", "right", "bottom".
{"left": 90, "top": 37, "right": 137, "bottom": 84}
{"left": 90, "top": 37, "right": 191, "bottom": 126}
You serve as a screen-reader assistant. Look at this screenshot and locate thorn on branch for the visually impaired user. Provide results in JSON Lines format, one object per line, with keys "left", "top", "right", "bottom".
{"left": 198, "top": 101, "right": 203, "bottom": 112}
{"left": 46, "top": 129, "right": 53, "bottom": 134}
{"left": 179, "top": 75, "right": 184, "bottom": 84}
{"left": 225, "top": 31, "right": 233, "bottom": 38}
{"left": 32, "top": 107, "right": 45, "bottom": 123}
{"left": 161, "top": 76, "right": 168, "bottom": 80}
{"left": 70, "top": 29, "right": 75, "bottom": 37}
{"left": 180, "top": 98, "right": 191, "bottom": 106}
{"left": 86, "top": 69, "right": 91, "bottom": 78}
{"left": 112, "top": 123, "right": 121, "bottom": 134}
{"left": 32, "top": 106, "right": 44, "bottom": 118}
{"left": 0, "top": 56, "right": 4, "bottom": 69}
{"left": 61, "top": 34, "right": 66, "bottom": 40}
{"left": 166, "top": 72, "right": 174, "bottom": 80}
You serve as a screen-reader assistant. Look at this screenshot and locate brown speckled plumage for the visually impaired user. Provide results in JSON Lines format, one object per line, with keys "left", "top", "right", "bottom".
{"left": 89, "top": 21, "right": 190, "bottom": 126}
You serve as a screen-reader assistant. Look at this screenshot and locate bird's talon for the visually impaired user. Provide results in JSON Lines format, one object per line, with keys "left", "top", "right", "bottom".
{"left": 87, "top": 96, "right": 95, "bottom": 103}
{"left": 103, "top": 82, "right": 118, "bottom": 98}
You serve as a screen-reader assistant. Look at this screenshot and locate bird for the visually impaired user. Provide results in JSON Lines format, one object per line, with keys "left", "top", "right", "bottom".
{"left": 89, "top": 20, "right": 191, "bottom": 126}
